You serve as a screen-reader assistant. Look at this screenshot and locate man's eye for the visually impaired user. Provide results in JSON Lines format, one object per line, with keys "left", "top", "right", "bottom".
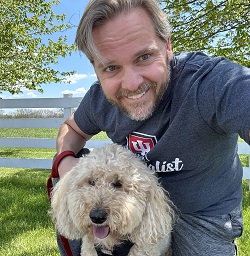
{"left": 105, "top": 66, "right": 117, "bottom": 72}
{"left": 139, "top": 54, "right": 150, "bottom": 61}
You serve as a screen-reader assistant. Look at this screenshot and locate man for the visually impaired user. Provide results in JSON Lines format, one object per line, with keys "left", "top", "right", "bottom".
{"left": 53, "top": 0, "right": 250, "bottom": 255}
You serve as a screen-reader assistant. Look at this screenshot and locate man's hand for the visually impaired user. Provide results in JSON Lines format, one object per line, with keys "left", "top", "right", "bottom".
{"left": 58, "top": 155, "right": 80, "bottom": 178}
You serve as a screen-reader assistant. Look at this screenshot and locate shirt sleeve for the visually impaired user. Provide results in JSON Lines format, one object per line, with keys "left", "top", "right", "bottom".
{"left": 74, "top": 82, "right": 102, "bottom": 136}
{"left": 198, "top": 58, "right": 250, "bottom": 144}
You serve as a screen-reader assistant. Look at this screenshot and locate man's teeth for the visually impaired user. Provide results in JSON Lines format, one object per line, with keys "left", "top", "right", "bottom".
{"left": 127, "top": 91, "right": 146, "bottom": 99}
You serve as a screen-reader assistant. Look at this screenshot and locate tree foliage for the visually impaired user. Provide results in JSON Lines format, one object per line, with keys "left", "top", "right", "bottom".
{"left": 0, "top": 0, "right": 76, "bottom": 94}
{"left": 162, "top": 0, "right": 250, "bottom": 66}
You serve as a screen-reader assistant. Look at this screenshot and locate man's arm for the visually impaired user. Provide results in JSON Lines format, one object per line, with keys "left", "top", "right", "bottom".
{"left": 56, "top": 114, "right": 92, "bottom": 177}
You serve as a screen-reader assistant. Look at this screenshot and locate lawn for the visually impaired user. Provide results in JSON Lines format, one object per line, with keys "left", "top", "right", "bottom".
{"left": 0, "top": 128, "right": 249, "bottom": 255}
{"left": 0, "top": 168, "right": 58, "bottom": 256}
{"left": 0, "top": 128, "right": 108, "bottom": 159}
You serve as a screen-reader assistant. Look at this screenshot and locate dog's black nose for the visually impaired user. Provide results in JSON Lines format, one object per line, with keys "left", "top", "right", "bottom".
{"left": 90, "top": 207, "right": 108, "bottom": 224}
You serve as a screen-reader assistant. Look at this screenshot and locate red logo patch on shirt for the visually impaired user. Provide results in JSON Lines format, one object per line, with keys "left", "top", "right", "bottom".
{"left": 127, "top": 132, "right": 157, "bottom": 156}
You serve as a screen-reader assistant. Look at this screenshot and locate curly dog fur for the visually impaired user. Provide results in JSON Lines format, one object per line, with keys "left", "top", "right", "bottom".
{"left": 50, "top": 144, "right": 175, "bottom": 256}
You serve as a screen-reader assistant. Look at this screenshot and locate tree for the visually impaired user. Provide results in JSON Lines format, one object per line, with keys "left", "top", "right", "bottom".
{"left": 0, "top": 0, "right": 76, "bottom": 95}
{"left": 162, "top": 0, "right": 250, "bottom": 66}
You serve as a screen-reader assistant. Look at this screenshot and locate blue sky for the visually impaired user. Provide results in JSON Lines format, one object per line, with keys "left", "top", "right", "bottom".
{"left": 2, "top": 0, "right": 97, "bottom": 100}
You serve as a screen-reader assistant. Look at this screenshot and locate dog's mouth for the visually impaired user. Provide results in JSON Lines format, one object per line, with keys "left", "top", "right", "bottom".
{"left": 93, "top": 225, "right": 110, "bottom": 239}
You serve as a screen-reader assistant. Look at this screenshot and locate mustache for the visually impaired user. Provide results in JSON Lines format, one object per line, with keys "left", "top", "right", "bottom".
{"left": 116, "top": 82, "right": 157, "bottom": 99}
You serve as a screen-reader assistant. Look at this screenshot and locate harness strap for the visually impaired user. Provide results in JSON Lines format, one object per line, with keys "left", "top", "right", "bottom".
{"left": 47, "top": 151, "right": 77, "bottom": 256}
{"left": 47, "top": 150, "right": 76, "bottom": 202}
{"left": 59, "top": 235, "right": 74, "bottom": 256}
{"left": 95, "top": 240, "right": 134, "bottom": 256}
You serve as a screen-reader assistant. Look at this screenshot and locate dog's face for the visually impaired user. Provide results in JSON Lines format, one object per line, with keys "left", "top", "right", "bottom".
{"left": 51, "top": 144, "right": 173, "bottom": 247}
{"left": 51, "top": 145, "right": 155, "bottom": 240}
{"left": 71, "top": 164, "right": 149, "bottom": 241}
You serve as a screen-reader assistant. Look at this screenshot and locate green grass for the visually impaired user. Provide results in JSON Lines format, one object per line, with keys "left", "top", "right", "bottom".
{"left": 0, "top": 128, "right": 58, "bottom": 138}
{"left": 0, "top": 129, "right": 249, "bottom": 255}
{"left": 239, "top": 181, "right": 250, "bottom": 256}
{"left": 0, "top": 168, "right": 58, "bottom": 256}
{"left": 0, "top": 128, "right": 108, "bottom": 139}
{"left": 0, "top": 128, "right": 109, "bottom": 158}
{"left": 0, "top": 148, "right": 56, "bottom": 159}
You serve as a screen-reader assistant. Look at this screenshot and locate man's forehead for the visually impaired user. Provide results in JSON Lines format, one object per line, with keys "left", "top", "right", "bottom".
{"left": 91, "top": 8, "right": 158, "bottom": 59}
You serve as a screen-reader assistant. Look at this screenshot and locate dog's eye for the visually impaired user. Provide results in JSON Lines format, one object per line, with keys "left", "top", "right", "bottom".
{"left": 112, "top": 180, "right": 122, "bottom": 189}
{"left": 88, "top": 180, "right": 95, "bottom": 186}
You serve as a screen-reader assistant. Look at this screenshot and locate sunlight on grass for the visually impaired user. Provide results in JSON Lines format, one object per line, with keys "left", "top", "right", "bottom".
{"left": 0, "top": 229, "right": 58, "bottom": 256}
{"left": 0, "top": 168, "right": 58, "bottom": 255}
{"left": 238, "top": 180, "right": 250, "bottom": 256}
{"left": 0, "top": 129, "right": 108, "bottom": 158}
{"left": 0, "top": 128, "right": 58, "bottom": 138}
{"left": 0, "top": 147, "right": 56, "bottom": 158}
{"left": 0, "top": 128, "right": 108, "bottom": 139}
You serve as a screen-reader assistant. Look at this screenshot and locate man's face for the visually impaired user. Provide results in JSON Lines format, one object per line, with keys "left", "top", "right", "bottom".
{"left": 92, "top": 7, "right": 173, "bottom": 121}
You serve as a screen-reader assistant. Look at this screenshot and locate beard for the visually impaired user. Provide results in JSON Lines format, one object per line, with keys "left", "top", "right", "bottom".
{"left": 106, "top": 61, "right": 171, "bottom": 121}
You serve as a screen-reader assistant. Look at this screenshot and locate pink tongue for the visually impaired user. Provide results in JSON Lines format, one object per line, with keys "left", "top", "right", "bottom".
{"left": 93, "top": 226, "right": 110, "bottom": 239}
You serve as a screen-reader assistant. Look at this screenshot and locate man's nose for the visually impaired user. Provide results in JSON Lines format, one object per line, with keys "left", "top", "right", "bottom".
{"left": 121, "top": 67, "right": 143, "bottom": 91}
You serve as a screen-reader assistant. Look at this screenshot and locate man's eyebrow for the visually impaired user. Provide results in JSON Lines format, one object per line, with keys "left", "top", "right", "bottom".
{"left": 135, "top": 45, "right": 158, "bottom": 57}
{"left": 96, "top": 60, "right": 115, "bottom": 70}
{"left": 96, "top": 45, "right": 158, "bottom": 70}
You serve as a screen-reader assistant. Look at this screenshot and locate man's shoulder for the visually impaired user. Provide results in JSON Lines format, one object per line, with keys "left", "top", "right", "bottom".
{"left": 173, "top": 51, "right": 245, "bottom": 74}
{"left": 173, "top": 51, "right": 222, "bottom": 69}
{"left": 87, "top": 81, "right": 103, "bottom": 96}
{"left": 84, "top": 81, "right": 119, "bottom": 116}
{"left": 85, "top": 81, "right": 110, "bottom": 104}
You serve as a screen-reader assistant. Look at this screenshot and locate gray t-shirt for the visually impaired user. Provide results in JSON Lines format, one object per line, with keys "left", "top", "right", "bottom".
{"left": 74, "top": 52, "right": 250, "bottom": 216}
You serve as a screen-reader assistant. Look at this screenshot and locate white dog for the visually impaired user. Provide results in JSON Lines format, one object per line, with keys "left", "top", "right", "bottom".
{"left": 50, "top": 144, "right": 175, "bottom": 256}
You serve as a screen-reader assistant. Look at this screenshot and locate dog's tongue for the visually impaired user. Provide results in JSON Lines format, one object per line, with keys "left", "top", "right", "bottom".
{"left": 93, "top": 226, "right": 110, "bottom": 239}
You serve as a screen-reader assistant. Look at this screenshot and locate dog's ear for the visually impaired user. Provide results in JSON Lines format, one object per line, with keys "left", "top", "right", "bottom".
{"left": 50, "top": 172, "right": 84, "bottom": 240}
{"left": 133, "top": 178, "right": 174, "bottom": 245}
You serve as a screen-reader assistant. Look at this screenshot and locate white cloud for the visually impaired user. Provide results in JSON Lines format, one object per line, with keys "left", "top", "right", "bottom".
{"left": 64, "top": 73, "right": 96, "bottom": 84}
{"left": 61, "top": 87, "right": 88, "bottom": 97}
{"left": 1, "top": 88, "right": 39, "bottom": 99}
{"left": 90, "top": 73, "right": 97, "bottom": 78}
{"left": 75, "top": 88, "right": 88, "bottom": 94}
{"left": 26, "top": 91, "right": 38, "bottom": 97}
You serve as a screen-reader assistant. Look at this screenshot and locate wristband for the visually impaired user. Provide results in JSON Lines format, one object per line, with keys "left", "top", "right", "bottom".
{"left": 52, "top": 151, "right": 76, "bottom": 178}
